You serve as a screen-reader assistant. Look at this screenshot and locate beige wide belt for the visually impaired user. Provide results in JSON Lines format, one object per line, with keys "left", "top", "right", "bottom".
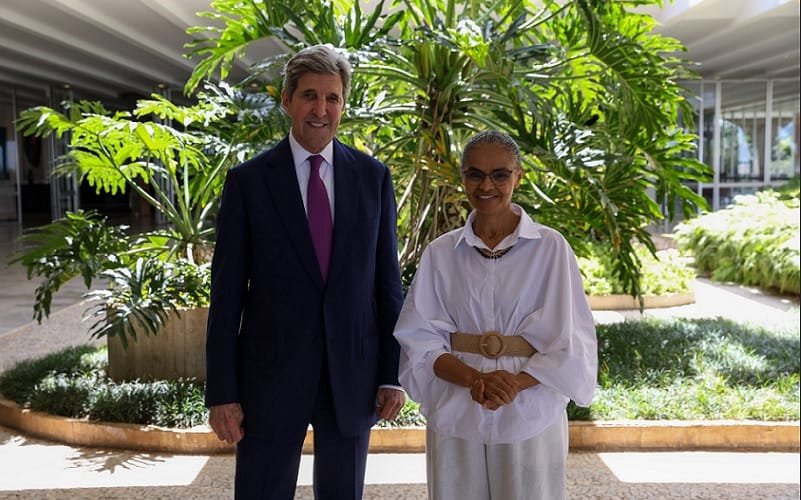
{"left": 450, "top": 331, "right": 537, "bottom": 359}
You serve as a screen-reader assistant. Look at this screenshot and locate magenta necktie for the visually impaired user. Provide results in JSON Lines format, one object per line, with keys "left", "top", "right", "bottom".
{"left": 307, "top": 155, "right": 332, "bottom": 281}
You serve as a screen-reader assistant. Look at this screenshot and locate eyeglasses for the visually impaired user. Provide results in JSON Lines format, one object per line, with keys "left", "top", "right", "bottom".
{"left": 461, "top": 168, "right": 515, "bottom": 185}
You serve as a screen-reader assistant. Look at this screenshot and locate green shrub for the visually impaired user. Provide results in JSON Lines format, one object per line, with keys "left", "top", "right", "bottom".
{"left": 89, "top": 379, "right": 207, "bottom": 427}
{"left": 27, "top": 373, "right": 99, "bottom": 416}
{"left": 0, "top": 345, "right": 104, "bottom": 403}
{"left": 674, "top": 189, "right": 800, "bottom": 294}
{"left": 378, "top": 399, "right": 427, "bottom": 428}
{"left": 90, "top": 381, "right": 162, "bottom": 425}
{"left": 775, "top": 176, "right": 800, "bottom": 200}
{"left": 579, "top": 244, "right": 695, "bottom": 296}
{"left": 152, "top": 379, "right": 209, "bottom": 428}
{"left": 3, "top": 315, "right": 798, "bottom": 425}
{"left": 569, "top": 317, "right": 800, "bottom": 421}
{"left": 0, "top": 345, "right": 207, "bottom": 428}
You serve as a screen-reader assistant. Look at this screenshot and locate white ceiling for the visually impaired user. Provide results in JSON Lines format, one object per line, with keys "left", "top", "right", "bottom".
{"left": 640, "top": 0, "right": 800, "bottom": 79}
{"left": 0, "top": 0, "right": 799, "bottom": 106}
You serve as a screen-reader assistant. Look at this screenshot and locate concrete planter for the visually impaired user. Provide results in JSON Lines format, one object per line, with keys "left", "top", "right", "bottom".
{"left": 567, "top": 420, "right": 799, "bottom": 452}
{"left": 0, "top": 396, "right": 228, "bottom": 454}
{"left": 587, "top": 291, "right": 695, "bottom": 310}
{"left": 107, "top": 307, "right": 208, "bottom": 382}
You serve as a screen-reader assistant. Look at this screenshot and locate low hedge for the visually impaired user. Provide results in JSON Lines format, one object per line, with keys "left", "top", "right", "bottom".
{"left": 0, "top": 345, "right": 207, "bottom": 428}
{"left": 674, "top": 188, "right": 800, "bottom": 295}
{"left": 2, "top": 315, "right": 797, "bottom": 428}
{"left": 579, "top": 244, "right": 695, "bottom": 296}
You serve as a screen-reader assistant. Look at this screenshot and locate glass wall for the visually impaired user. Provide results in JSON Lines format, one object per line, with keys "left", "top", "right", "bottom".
{"left": 683, "top": 79, "right": 800, "bottom": 213}
{"left": 770, "top": 82, "right": 800, "bottom": 181}
{"left": 719, "top": 81, "right": 765, "bottom": 183}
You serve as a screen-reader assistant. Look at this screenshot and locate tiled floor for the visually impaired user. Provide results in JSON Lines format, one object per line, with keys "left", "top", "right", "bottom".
{"left": 0, "top": 425, "right": 798, "bottom": 499}
{"left": 1, "top": 220, "right": 799, "bottom": 498}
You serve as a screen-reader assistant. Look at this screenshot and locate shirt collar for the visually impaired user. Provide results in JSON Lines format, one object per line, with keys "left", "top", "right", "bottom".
{"left": 288, "top": 132, "right": 334, "bottom": 168}
{"left": 455, "top": 203, "right": 542, "bottom": 250}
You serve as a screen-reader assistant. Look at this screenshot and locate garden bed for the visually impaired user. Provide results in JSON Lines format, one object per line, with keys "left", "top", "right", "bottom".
{"left": 1, "top": 396, "right": 797, "bottom": 454}
{"left": 1, "top": 315, "right": 797, "bottom": 454}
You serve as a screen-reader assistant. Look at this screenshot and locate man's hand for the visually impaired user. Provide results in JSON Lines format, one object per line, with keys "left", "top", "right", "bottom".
{"left": 375, "top": 388, "right": 406, "bottom": 421}
{"left": 209, "top": 402, "right": 244, "bottom": 444}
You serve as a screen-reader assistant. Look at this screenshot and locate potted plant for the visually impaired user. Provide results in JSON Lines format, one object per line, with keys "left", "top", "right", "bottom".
{"left": 12, "top": 83, "right": 287, "bottom": 380}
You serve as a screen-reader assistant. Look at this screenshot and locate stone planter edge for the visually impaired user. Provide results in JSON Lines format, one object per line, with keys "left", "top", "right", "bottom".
{"left": 2, "top": 397, "right": 796, "bottom": 455}
{"left": 587, "top": 291, "right": 695, "bottom": 310}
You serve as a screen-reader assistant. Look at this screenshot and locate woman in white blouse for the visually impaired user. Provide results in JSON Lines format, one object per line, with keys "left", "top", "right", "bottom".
{"left": 393, "top": 130, "right": 597, "bottom": 500}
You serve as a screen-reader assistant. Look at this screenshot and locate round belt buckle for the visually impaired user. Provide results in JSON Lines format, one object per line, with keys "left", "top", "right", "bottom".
{"left": 479, "top": 331, "right": 507, "bottom": 358}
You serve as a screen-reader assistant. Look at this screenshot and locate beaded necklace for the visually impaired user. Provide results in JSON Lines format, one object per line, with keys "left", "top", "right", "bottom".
{"left": 474, "top": 245, "right": 514, "bottom": 259}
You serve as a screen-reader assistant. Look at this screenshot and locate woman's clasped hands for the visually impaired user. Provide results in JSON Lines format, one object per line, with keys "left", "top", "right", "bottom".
{"left": 470, "top": 370, "right": 521, "bottom": 410}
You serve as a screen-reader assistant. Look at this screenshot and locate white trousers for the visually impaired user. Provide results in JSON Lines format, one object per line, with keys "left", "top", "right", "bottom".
{"left": 426, "top": 413, "right": 568, "bottom": 500}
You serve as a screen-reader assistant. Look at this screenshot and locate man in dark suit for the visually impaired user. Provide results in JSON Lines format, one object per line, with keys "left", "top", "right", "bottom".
{"left": 205, "top": 44, "right": 406, "bottom": 499}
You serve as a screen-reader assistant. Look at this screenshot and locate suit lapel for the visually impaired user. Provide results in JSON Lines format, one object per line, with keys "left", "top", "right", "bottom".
{"left": 262, "top": 139, "right": 325, "bottom": 288}
{"left": 328, "top": 140, "right": 361, "bottom": 286}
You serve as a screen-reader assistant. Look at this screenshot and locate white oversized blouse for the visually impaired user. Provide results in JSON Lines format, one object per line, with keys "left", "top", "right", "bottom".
{"left": 394, "top": 204, "right": 598, "bottom": 444}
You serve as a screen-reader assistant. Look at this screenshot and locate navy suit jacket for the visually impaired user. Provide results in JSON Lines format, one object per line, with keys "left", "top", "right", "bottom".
{"left": 205, "top": 137, "right": 404, "bottom": 440}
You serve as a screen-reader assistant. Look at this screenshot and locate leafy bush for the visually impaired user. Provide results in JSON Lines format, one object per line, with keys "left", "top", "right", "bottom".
{"left": 4, "top": 315, "right": 797, "bottom": 426}
{"left": 775, "top": 176, "right": 800, "bottom": 200}
{"left": 27, "top": 373, "right": 100, "bottom": 416}
{"left": 89, "top": 379, "right": 207, "bottom": 427}
{"left": 376, "top": 399, "right": 426, "bottom": 428}
{"left": 13, "top": 80, "right": 277, "bottom": 346}
{"left": 579, "top": 244, "right": 695, "bottom": 296}
{"left": 567, "top": 317, "right": 800, "bottom": 421}
{"left": 84, "top": 257, "right": 211, "bottom": 348}
{"left": 0, "top": 345, "right": 207, "bottom": 428}
{"left": 674, "top": 189, "right": 800, "bottom": 294}
{"left": 0, "top": 345, "right": 104, "bottom": 403}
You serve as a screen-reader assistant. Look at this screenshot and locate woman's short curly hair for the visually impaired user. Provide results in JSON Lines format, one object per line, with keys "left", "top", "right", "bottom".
{"left": 461, "top": 130, "right": 522, "bottom": 170}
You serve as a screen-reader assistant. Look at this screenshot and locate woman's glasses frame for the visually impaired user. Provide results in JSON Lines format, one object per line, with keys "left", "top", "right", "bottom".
{"left": 461, "top": 168, "right": 515, "bottom": 186}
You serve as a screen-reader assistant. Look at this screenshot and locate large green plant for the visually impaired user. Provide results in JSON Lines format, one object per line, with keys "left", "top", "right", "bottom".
{"left": 16, "top": 84, "right": 282, "bottom": 262}
{"left": 674, "top": 189, "right": 800, "bottom": 294}
{"left": 14, "top": 0, "right": 713, "bottom": 342}
{"left": 13, "top": 83, "right": 286, "bottom": 343}
{"left": 184, "top": 0, "right": 709, "bottom": 298}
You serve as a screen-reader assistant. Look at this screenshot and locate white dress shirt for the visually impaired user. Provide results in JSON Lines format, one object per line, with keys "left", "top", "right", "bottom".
{"left": 288, "top": 132, "right": 335, "bottom": 220}
{"left": 393, "top": 204, "right": 597, "bottom": 444}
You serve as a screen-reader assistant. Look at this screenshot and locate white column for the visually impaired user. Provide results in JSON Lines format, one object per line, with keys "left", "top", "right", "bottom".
{"left": 712, "top": 81, "right": 722, "bottom": 210}
{"left": 11, "top": 89, "right": 23, "bottom": 229}
{"left": 763, "top": 80, "right": 773, "bottom": 185}
{"left": 697, "top": 81, "right": 705, "bottom": 200}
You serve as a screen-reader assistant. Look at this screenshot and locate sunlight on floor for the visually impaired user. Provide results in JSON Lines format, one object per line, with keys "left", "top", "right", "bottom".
{"left": 598, "top": 452, "right": 801, "bottom": 484}
{"left": 0, "top": 437, "right": 208, "bottom": 490}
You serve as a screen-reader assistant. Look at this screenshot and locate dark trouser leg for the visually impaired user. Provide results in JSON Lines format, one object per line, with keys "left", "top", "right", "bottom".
{"left": 234, "top": 432, "right": 304, "bottom": 499}
{"left": 310, "top": 352, "right": 370, "bottom": 500}
{"left": 310, "top": 423, "right": 370, "bottom": 500}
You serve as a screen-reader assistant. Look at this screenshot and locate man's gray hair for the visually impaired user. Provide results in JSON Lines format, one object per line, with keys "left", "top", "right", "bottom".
{"left": 461, "top": 130, "right": 522, "bottom": 169}
{"left": 283, "top": 44, "right": 353, "bottom": 101}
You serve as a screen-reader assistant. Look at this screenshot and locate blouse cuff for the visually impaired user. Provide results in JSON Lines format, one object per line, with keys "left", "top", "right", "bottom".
{"left": 424, "top": 347, "right": 450, "bottom": 376}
